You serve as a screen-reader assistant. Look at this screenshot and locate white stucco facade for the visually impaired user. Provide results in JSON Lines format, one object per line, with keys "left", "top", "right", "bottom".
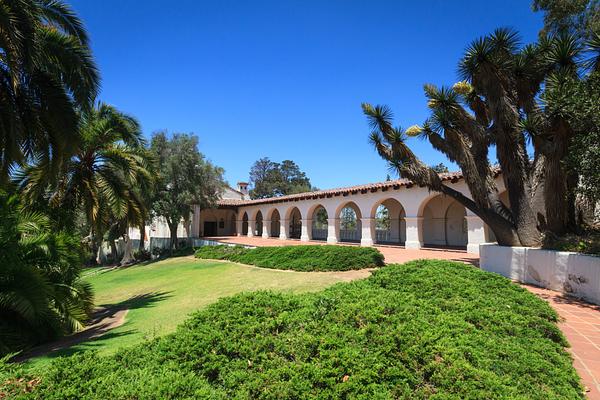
{"left": 202, "top": 175, "right": 505, "bottom": 255}
{"left": 130, "top": 175, "right": 502, "bottom": 254}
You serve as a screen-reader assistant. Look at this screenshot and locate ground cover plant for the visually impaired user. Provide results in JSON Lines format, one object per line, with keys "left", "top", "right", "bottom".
{"left": 194, "top": 244, "right": 385, "bottom": 271}
{"left": 3, "top": 260, "right": 583, "bottom": 399}
{"left": 19, "top": 256, "right": 361, "bottom": 366}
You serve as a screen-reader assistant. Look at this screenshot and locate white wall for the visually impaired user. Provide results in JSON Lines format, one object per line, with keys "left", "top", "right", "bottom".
{"left": 481, "top": 244, "right": 600, "bottom": 305}
{"left": 226, "top": 176, "right": 504, "bottom": 253}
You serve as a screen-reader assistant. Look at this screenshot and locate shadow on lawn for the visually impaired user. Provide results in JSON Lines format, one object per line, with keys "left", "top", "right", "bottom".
{"left": 14, "top": 291, "right": 172, "bottom": 363}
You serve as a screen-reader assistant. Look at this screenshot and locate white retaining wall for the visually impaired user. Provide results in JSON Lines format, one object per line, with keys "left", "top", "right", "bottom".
{"left": 480, "top": 244, "right": 600, "bottom": 305}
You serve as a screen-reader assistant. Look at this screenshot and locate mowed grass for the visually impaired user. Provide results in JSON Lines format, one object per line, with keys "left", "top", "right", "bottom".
{"left": 8, "top": 260, "right": 582, "bottom": 399}
{"left": 26, "top": 256, "right": 366, "bottom": 367}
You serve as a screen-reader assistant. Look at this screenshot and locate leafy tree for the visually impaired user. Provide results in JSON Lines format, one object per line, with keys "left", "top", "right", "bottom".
{"left": 364, "top": 28, "right": 600, "bottom": 246}
{"left": 0, "top": 0, "right": 99, "bottom": 183}
{"left": 534, "top": 1, "right": 600, "bottom": 220}
{"left": 340, "top": 207, "right": 357, "bottom": 230}
{"left": 313, "top": 207, "right": 328, "bottom": 230}
{"left": 150, "top": 132, "right": 225, "bottom": 250}
{"left": 248, "top": 158, "right": 280, "bottom": 199}
{"left": 0, "top": 191, "right": 94, "bottom": 356}
{"left": 20, "top": 103, "right": 152, "bottom": 263}
{"left": 430, "top": 163, "right": 449, "bottom": 174}
{"left": 375, "top": 205, "right": 391, "bottom": 230}
{"left": 249, "top": 158, "right": 313, "bottom": 199}
{"left": 533, "top": 0, "right": 600, "bottom": 39}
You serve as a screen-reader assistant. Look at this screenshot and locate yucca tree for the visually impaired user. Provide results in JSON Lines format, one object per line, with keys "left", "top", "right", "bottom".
{"left": 0, "top": 191, "right": 94, "bottom": 355}
{"left": 365, "top": 29, "right": 600, "bottom": 246}
{"left": 0, "top": 0, "right": 99, "bottom": 184}
{"left": 21, "top": 103, "right": 153, "bottom": 262}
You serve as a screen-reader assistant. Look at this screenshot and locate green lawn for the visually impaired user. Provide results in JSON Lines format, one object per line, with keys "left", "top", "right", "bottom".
{"left": 8, "top": 260, "right": 582, "bottom": 399}
{"left": 26, "top": 256, "right": 365, "bottom": 366}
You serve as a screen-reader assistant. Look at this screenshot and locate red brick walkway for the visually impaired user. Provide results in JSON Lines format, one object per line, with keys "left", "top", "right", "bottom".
{"left": 526, "top": 286, "right": 600, "bottom": 399}
{"left": 204, "top": 236, "right": 600, "bottom": 398}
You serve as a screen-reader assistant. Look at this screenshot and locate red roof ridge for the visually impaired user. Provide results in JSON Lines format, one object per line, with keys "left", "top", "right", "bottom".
{"left": 217, "top": 169, "right": 500, "bottom": 207}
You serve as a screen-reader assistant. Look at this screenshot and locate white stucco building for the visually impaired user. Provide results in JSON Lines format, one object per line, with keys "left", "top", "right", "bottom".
{"left": 132, "top": 172, "right": 506, "bottom": 255}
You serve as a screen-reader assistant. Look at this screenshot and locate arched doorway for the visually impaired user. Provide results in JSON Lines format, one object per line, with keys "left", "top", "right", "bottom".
{"left": 444, "top": 202, "right": 467, "bottom": 246}
{"left": 255, "top": 211, "right": 263, "bottom": 236}
{"left": 311, "top": 206, "right": 328, "bottom": 241}
{"left": 242, "top": 212, "right": 249, "bottom": 236}
{"left": 288, "top": 207, "right": 302, "bottom": 239}
{"left": 270, "top": 209, "right": 281, "bottom": 238}
{"left": 421, "top": 195, "right": 467, "bottom": 248}
{"left": 337, "top": 202, "right": 361, "bottom": 243}
{"left": 372, "top": 198, "right": 406, "bottom": 245}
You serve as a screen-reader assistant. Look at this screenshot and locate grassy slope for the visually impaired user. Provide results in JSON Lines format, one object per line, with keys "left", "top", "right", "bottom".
{"left": 26, "top": 256, "right": 363, "bottom": 367}
{"left": 8, "top": 260, "right": 582, "bottom": 399}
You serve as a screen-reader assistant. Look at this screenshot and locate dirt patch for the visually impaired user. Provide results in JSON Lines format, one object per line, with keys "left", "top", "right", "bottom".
{"left": 13, "top": 307, "right": 128, "bottom": 363}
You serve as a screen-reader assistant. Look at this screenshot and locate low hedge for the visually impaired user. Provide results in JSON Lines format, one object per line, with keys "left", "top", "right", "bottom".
{"left": 3, "top": 260, "right": 582, "bottom": 399}
{"left": 194, "top": 244, "right": 385, "bottom": 271}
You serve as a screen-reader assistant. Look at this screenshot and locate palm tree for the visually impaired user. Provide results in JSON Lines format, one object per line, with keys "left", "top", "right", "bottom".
{"left": 0, "top": 190, "right": 94, "bottom": 355}
{"left": 365, "top": 29, "right": 599, "bottom": 246}
{"left": 0, "top": 0, "right": 99, "bottom": 184}
{"left": 21, "top": 103, "right": 153, "bottom": 263}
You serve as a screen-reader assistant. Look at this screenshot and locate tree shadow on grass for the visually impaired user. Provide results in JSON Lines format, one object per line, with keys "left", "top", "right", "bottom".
{"left": 14, "top": 291, "right": 172, "bottom": 363}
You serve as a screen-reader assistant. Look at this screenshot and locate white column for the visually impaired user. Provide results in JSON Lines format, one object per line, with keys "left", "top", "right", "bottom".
{"left": 279, "top": 218, "right": 289, "bottom": 240}
{"left": 262, "top": 220, "right": 271, "bottom": 238}
{"left": 300, "top": 218, "right": 310, "bottom": 242}
{"left": 360, "top": 218, "right": 374, "bottom": 247}
{"left": 236, "top": 220, "right": 243, "bottom": 237}
{"left": 404, "top": 216, "right": 423, "bottom": 249}
{"left": 247, "top": 220, "right": 255, "bottom": 237}
{"left": 466, "top": 215, "right": 486, "bottom": 255}
{"left": 327, "top": 217, "right": 338, "bottom": 244}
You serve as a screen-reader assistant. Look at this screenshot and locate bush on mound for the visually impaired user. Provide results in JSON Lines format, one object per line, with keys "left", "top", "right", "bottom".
{"left": 194, "top": 244, "right": 385, "bottom": 271}
{"left": 4, "top": 260, "right": 583, "bottom": 399}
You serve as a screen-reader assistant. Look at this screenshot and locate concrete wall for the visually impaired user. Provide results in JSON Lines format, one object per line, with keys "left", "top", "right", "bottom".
{"left": 480, "top": 244, "right": 600, "bottom": 305}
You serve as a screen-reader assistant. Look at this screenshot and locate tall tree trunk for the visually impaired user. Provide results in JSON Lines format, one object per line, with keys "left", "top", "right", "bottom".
{"left": 109, "top": 240, "right": 118, "bottom": 265}
{"left": 168, "top": 221, "right": 179, "bottom": 252}
{"left": 120, "top": 234, "right": 135, "bottom": 265}
{"left": 138, "top": 223, "right": 146, "bottom": 251}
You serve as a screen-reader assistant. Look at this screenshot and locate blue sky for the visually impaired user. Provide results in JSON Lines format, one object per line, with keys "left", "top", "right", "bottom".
{"left": 70, "top": 0, "right": 543, "bottom": 189}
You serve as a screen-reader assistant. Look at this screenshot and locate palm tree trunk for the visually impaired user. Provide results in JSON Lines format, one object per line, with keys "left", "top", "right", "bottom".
{"left": 168, "top": 221, "right": 179, "bottom": 252}
{"left": 109, "top": 240, "right": 118, "bottom": 265}
{"left": 138, "top": 223, "right": 146, "bottom": 251}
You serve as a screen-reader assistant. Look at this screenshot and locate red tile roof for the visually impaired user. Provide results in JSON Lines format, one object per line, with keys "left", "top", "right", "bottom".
{"left": 217, "top": 170, "right": 489, "bottom": 207}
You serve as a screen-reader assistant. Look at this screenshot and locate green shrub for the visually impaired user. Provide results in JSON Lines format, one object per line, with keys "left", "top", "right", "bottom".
{"left": 6, "top": 260, "right": 583, "bottom": 399}
{"left": 543, "top": 230, "right": 600, "bottom": 256}
{"left": 195, "top": 245, "right": 385, "bottom": 271}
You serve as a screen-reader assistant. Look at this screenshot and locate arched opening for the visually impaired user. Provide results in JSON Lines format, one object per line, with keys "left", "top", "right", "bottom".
{"left": 288, "top": 207, "right": 302, "bottom": 239}
{"left": 373, "top": 198, "right": 406, "bottom": 245}
{"left": 337, "top": 202, "right": 361, "bottom": 243}
{"left": 269, "top": 209, "right": 281, "bottom": 238}
{"left": 201, "top": 209, "right": 238, "bottom": 237}
{"left": 421, "top": 195, "right": 467, "bottom": 248}
{"left": 255, "top": 211, "right": 263, "bottom": 236}
{"left": 242, "top": 212, "right": 249, "bottom": 236}
{"left": 311, "top": 206, "right": 328, "bottom": 241}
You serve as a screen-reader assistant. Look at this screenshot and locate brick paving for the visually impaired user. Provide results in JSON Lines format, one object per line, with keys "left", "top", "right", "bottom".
{"left": 526, "top": 286, "right": 600, "bottom": 399}
{"left": 204, "top": 236, "right": 600, "bottom": 398}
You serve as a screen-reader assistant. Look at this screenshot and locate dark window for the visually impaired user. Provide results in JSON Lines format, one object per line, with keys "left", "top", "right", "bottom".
{"left": 219, "top": 218, "right": 225, "bottom": 229}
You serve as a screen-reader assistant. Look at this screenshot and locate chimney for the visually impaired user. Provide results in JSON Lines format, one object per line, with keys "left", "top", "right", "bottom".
{"left": 237, "top": 182, "right": 249, "bottom": 198}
